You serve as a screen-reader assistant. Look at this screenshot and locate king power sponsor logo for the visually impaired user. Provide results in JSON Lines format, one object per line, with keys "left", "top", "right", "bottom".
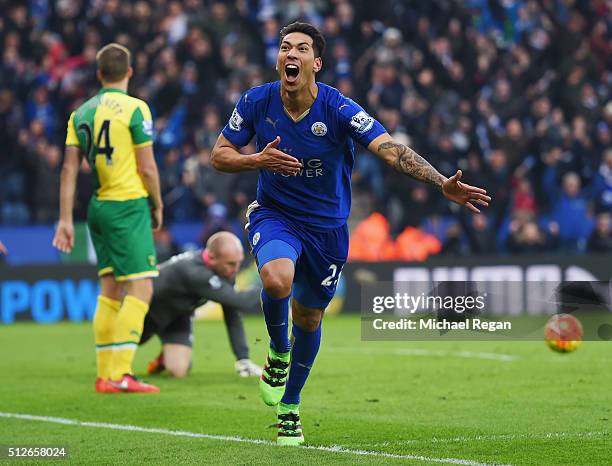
{"left": 0, "top": 265, "right": 100, "bottom": 323}
{"left": 0, "top": 279, "right": 100, "bottom": 323}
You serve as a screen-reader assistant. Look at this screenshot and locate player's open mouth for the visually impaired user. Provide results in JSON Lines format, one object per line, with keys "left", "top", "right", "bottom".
{"left": 284, "top": 64, "right": 300, "bottom": 83}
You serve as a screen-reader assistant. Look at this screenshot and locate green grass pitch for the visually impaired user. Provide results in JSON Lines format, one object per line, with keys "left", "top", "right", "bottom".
{"left": 0, "top": 315, "right": 610, "bottom": 465}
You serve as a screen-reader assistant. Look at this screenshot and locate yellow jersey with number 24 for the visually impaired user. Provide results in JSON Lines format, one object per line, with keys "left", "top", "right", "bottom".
{"left": 65, "top": 88, "right": 154, "bottom": 201}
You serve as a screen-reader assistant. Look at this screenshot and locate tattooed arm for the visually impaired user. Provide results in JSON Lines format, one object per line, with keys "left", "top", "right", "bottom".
{"left": 368, "top": 133, "right": 491, "bottom": 213}
{"left": 368, "top": 134, "right": 447, "bottom": 191}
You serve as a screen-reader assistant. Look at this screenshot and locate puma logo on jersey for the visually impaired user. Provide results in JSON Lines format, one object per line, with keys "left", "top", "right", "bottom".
{"left": 265, "top": 117, "right": 279, "bottom": 129}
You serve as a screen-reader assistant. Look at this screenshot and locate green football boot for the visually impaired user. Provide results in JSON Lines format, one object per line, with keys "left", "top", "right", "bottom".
{"left": 259, "top": 347, "right": 290, "bottom": 406}
{"left": 276, "top": 402, "right": 304, "bottom": 446}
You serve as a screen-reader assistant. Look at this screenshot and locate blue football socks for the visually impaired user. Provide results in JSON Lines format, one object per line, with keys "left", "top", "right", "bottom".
{"left": 261, "top": 289, "right": 292, "bottom": 354}
{"left": 281, "top": 323, "right": 322, "bottom": 405}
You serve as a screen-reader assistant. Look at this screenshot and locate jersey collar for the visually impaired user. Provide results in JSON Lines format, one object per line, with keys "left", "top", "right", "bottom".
{"left": 98, "top": 87, "right": 128, "bottom": 95}
{"left": 283, "top": 106, "right": 311, "bottom": 123}
{"left": 278, "top": 81, "right": 320, "bottom": 123}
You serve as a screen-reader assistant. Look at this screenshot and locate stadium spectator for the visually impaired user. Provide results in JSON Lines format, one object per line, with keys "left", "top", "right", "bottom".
{"left": 348, "top": 213, "right": 391, "bottom": 262}
{"left": 24, "top": 86, "right": 56, "bottom": 141}
{"left": 440, "top": 222, "right": 468, "bottom": 256}
{"left": 507, "top": 220, "right": 557, "bottom": 254}
{"left": 198, "top": 203, "right": 236, "bottom": 247}
{"left": 511, "top": 178, "right": 537, "bottom": 215}
{"left": 393, "top": 226, "right": 442, "bottom": 261}
{"left": 590, "top": 149, "right": 612, "bottom": 213}
{"left": 153, "top": 226, "right": 181, "bottom": 263}
{"left": 462, "top": 213, "right": 497, "bottom": 255}
{"left": 0, "top": 240, "right": 7, "bottom": 263}
{"left": 481, "top": 149, "right": 512, "bottom": 228}
{"left": 24, "top": 141, "right": 62, "bottom": 224}
{"left": 544, "top": 171, "right": 595, "bottom": 252}
{"left": 587, "top": 212, "right": 612, "bottom": 253}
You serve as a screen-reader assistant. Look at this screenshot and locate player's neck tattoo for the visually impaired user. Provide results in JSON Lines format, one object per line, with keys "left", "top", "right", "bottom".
{"left": 378, "top": 141, "right": 445, "bottom": 191}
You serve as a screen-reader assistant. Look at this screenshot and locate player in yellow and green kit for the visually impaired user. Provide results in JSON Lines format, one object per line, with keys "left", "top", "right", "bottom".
{"left": 53, "top": 43, "right": 163, "bottom": 394}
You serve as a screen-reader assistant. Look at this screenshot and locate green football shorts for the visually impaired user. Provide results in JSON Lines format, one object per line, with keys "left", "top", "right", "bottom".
{"left": 87, "top": 197, "right": 159, "bottom": 281}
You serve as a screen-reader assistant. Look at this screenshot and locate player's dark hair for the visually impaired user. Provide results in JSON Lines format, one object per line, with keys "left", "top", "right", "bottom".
{"left": 96, "top": 43, "right": 131, "bottom": 82}
{"left": 279, "top": 22, "right": 326, "bottom": 58}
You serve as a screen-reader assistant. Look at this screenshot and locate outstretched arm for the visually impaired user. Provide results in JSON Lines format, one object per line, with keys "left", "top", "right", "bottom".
{"left": 368, "top": 133, "right": 491, "bottom": 213}
{"left": 211, "top": 134, "right": 302, "bottom": 175}
{"left": 221, "top": 306, "right": 250, "bottom": 361}
{"left": 188, "top": 262, "right": 262, "bottom": 309}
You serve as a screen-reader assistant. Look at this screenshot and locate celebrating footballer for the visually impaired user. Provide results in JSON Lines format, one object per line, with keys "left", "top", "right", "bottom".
{"left": 212, "top": 21, "right": 491, "bottom": 445}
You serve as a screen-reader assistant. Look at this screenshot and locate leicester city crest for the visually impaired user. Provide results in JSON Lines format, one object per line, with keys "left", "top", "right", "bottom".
{"left": 311, "top": 121, "right": 327, "bottom": 137}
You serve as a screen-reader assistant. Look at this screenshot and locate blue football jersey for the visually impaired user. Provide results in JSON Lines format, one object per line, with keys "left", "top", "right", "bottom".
{"left": 221, "top": 81, "right": 386, "bottom": 229}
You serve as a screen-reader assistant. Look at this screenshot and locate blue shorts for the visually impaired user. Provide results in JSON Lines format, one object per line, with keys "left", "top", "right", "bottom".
{"left": 246, "top": 203, "right": 348, "bottom": 309}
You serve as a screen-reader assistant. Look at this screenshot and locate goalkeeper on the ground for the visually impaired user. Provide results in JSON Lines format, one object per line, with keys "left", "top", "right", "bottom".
{"left": 142, "top": 231, "right": 262, "bottom": 378}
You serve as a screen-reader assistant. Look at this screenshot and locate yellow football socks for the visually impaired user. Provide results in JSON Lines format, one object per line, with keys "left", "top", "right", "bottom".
{"left": 93, "top": 295, "right": 121, "bottom": 379}
{"left": 110, "top": 295, "right": 149, "bottom": 380}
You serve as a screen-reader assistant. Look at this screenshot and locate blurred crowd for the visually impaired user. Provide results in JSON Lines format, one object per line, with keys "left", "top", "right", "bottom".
{"left": 0, "top": 0, "right": 611, "bottom": 257}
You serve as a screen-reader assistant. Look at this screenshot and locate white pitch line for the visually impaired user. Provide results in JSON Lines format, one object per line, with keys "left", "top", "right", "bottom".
{"left": 0, "top": 412, "right": 504, "bottom": 466}
{"left": 332, "top": 347, "right": 517, "bottom": 361}
{"left": 427, "top": 431, "right": 610, "bottom": 444}
{"left": 369, "top": 430, "right": 610, "bottom": 447}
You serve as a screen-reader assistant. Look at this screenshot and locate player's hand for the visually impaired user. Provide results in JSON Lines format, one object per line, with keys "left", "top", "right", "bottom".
{"left": 0, "top": 240, "right": 7, "bottom": 256}
{"left": 256, "top": 136, "right": 302, "bottom": 176}
{"left": 442, "top": 170, "right": 491, "bottom": 214}
{"left": 151, "top": 205, "right": 163, "bottom": 232}
{"left": 52, "top": 220, "right": 75, "bottom": 253}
